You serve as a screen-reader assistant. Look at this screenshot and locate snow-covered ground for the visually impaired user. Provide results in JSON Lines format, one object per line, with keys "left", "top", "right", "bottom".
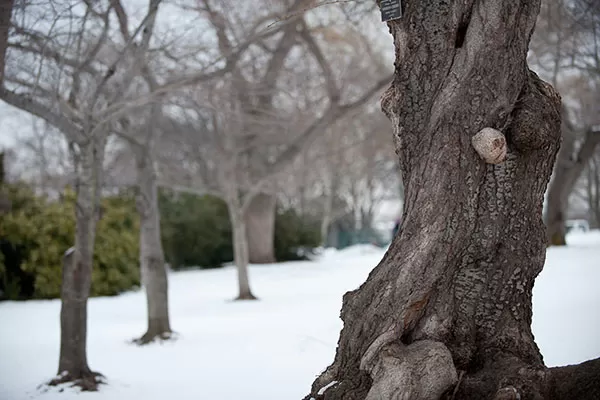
{"left": 1, "top": 232, "right": 599, "bottom": 400}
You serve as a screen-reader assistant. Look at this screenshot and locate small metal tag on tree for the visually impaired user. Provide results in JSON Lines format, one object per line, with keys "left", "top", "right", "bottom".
{"left": 380, "top": 0, "right": 402, "bottom": 22}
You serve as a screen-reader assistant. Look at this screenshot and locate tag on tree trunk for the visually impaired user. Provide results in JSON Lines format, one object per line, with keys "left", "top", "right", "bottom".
{"left": 380, "top": 0, "right": 402, "bottom": 22}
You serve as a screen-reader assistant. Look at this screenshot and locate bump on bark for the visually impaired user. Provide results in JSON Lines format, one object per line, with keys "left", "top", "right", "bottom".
{"left": 509, "top": 72, "right": 562, "bottom": 152}
{"left": 471, "top": 128, "right": 507, "bottom": 164}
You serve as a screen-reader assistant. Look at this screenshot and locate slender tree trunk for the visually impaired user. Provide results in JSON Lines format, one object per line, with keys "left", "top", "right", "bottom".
{"left": 0, "top": 0, "right": 13, "bottom": 86}
{"left": 0, "top": 152, "right": 10, "bottom": 214}
{"left": 546, "top": 125, "right": 600, "bottom": 245}
{"left": 321, "top": 185, "right": 334, "bottom": 247}
{"left": 229, "top": 201, "right": 256, "bottom": 300}
{"left": 305, "top": 1, "right": 599, "bottom": 399}
{"left": 52, "top": 137, "right": 105, "bottom": 391}
{"left": 134, "top": 148, "right": 172, "bottom": 344}
{"left": 589, "top": 154, "right": 600, "bottom": 228}
{"left": 244, "top": 192, "right": 276, "bottom": 263}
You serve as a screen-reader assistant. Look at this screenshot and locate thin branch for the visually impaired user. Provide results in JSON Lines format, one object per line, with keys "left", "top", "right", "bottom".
{"left": 111, "top": 0, "right": 130, "bottom": 42}
{"left": 266, "top": 73, "right": 393, "bottom": 176}
{"left": 7, "top": 41, "right": 98, "bottom": 75}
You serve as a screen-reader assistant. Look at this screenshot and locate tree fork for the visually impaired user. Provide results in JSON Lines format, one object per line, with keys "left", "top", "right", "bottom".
{"left": 304, "top": 0, "right": 599, "bottom": 399}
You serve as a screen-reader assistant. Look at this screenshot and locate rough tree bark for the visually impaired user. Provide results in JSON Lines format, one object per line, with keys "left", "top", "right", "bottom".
{"left": 51, "top": 136, "right": 105, "bottom": 391}
{"left": 244, "top": 193, "right": 277, "bottom": 263}
{"left": 134, "top": 146, "right": 172, "bottom": 344}
{"left": 304, "top": 1, "right": 600, "bottom": 399}
{"left": 546, "top": 120, "right": 600, "bottom": 245}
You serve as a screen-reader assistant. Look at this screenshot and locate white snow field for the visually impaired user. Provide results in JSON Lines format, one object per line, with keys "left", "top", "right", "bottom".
{"left": 1, "top": 232, "right": 599, "bottom": 400}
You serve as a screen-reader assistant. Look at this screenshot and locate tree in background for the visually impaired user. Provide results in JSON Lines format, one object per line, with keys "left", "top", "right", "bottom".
{"left": 191, "top": 0, "right": 393, "bottom": 265}
{"left": 529, "top": 0, "right": 600, "bottom": 245}
{"left": 0, "top": 0, "right": 164, "bottom": 388}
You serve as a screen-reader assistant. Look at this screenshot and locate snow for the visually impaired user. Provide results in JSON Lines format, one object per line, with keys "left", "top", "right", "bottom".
{"left": 317, "top": 381, "right": 339, "bottom": 395}
{"left": 1, "top": 232, "right": 599, "bottom": 400}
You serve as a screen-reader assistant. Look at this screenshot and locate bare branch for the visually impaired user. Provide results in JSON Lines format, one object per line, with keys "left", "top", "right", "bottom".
{"left": 266, "top": 73, "right": 393, "bottom": 175}
{"left": 298, "top": 20, "right": 341, "bottom": 103}
{"left": 111, "top": 0, "right": 130, "bottom": 42}
{"left": 90, "top": 0, "right": 162, "bottom": 106}
{"left": 0, "top": 87, "right": 82, "bottom": 141}
{"left": 256, "top": 20, "right": 299, "bottom": 108}
{"left": 7, "top": 41, "right": 97, "bottom": 75}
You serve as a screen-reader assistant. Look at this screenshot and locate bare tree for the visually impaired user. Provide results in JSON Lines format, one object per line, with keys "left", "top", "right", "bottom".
{"left": 280, "top": 105, "right": 399, "bottom": 247}
{"left": 0, "top": 0, "right": 166, "bottom": 389}
{"left": 148, "top": 0, "right": 391, "bottom": 299}
{"left": 194, "top": 0, "right": 393, "bottom": 263}
{"left": 104, "top": 0, "right": 175, "bottom": 344}
{"left": 530, "top": 0, "right": 600, "bottom": 245}
{"left": 304, "top": 1, "right": 600, "bottom": 399}
{"left": 585, "top": 149, "right": 600, "bottom": 226}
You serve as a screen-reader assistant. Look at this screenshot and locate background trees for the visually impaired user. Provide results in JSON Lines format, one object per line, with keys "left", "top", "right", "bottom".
{"left": 2, "top": 0, "right": 598, "bottom": 397}
{"left": 0, "top": 0, "right": 396, "bottom": 388}
{"left": 529, "top": 0, "right": 600, "bottom": 245}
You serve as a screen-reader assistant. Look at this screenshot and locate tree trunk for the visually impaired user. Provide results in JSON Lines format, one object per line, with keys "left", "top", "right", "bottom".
{"left": 52, "top": 138, "right": 104, "bottom": 391}
{"left": 244, "top": 192, "right": 276, "bottom": 263}
{"left": 230, "top": 205, "right": 257, "bottom": 300}
{"left": 0, "top": 0, "right": 14, "bottom": 86}
{"left": 587, "top": 154, "right": 600, "bottom": 228}
{"left": 305, "top": 1, "right": 599, "bottom": 399}
{"left": 0, "top": 152, "right": 10, "bottom": 214}
{"left": 321, "top": 186, "right": 334, "bottom": 247}
{"left": 134, "top": 148, "right": 172, "bottom": 344}
{"left": 546, "top": 124, "right": 600, "bottom": 245}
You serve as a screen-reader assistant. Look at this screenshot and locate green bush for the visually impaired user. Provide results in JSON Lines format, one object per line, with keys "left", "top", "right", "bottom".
{"left": 0, "top": 184, "right": 140, "bottom": 300}
{"left": 159, "top": 191, "right": 322, "bottom": 268}
{"left": 159, "top": 191, "right": 233, "bottom": 269}
{"left": 274, "top": 208, "right": 321, "bottom": 261}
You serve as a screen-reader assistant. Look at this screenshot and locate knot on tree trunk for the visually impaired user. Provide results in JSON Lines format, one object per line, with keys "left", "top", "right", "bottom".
{"left": 471, "top": 128, "right": 507, "bottom": 164}
{"left": 364, "top": 340, "right": 457, "bottom": 400}
{"left": 493, "top": 386, "right": 521, "bottom": 400}
{"left": 508, "top": 71, "right": 562, "bottom": 152}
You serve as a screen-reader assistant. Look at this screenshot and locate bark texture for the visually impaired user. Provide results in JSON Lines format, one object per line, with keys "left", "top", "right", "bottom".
{"left": 52, "top": 138, "right": 105, "bottom": 390}
{"left": 134, "top": 147, "right": 172, "bottom": 344}
{"left": 304, "top": 1, "right": 598, "bottom": 399}
{"left": 244, "top": 193, "right": 277, "bottom": 263}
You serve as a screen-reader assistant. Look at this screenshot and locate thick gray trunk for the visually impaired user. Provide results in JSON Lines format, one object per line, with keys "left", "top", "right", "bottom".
{"left": 305, "top": 1, "right": 598, "bottom": 399}
{"left": 54, "top": 137, "right": 105, "bottom": 390}
{"left": 244, "top": 193, "right": 276, "bottom": 263}
{"left": 134, "top": 148, "right": 171, "bottom": 344}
